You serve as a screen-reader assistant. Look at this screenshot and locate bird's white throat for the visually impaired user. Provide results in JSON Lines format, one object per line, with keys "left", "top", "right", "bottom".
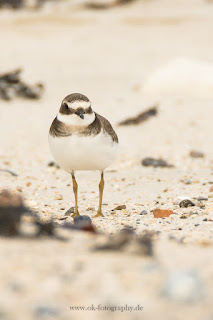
{"left": 57, "top": 112, "right": 95, "bottom": 127}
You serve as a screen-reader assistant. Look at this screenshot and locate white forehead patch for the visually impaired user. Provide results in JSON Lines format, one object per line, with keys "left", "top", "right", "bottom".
{"left": 64, "top": 100, "right": 91, "bottom": 110}
{"left": 57, "top": 111, "right": 95, "bottom": 127}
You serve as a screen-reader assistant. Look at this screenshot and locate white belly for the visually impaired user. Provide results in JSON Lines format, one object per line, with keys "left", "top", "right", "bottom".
{"left": 48, "top": 131, "right": 118, "bottom": 172}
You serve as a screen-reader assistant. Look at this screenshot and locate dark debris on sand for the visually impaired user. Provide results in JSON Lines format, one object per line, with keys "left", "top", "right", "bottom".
{"left": 189, "top": 150, "right": 205, "bottom": 158}
{"left": 0, "top": 190, "right": 60, "bottom": 238}
{"left": 0, "top": 190, "right": 26, "bottom": 236}
{"left": 0, "top": 190, "right": 157, "bottom": 257}
{"left": 35, "top": 220, "right": 56, "bottom": 237}
{"left": 0, "top": 69, "right": 44, "bottom": 101}
{"left": 142, "top": 157, "right": 174, "bottom": 168}
{"left": 0, "top": 168, "right": 18, "bottom": 176}
{"left": 118, "top": 106, "right": 158, "bottom": 126}
{"left": 0, "top": 0, "right": 138, "bottom": 9}
{"left": 0, "top": 0, "right": 54, "bottom": 9}
{"left": 47, "top": 161, "right": 60, "bottom": 169}
{"left": 85, "top": 0, "right": 136, "bottom": 10}
{"left": 112, "top": 204, "right": 126, "bottom": 211}
{"left": 93, "top": 228, "right": 155, "bottom": 256}
{"left": 0, "top": 0, "right": 23, "bottom": 9}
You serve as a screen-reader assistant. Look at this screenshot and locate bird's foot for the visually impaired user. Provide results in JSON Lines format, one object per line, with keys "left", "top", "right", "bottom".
{"left": 93, "top": 210, "right": 104, "bottom": 218}
{"left": 71, "top": 210, "right": 80, "bottom": 218}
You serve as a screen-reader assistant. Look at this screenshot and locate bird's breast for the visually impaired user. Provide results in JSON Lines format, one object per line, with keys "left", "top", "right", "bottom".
{"left": 48, "top": 130, "right": 118, "bottom": 172}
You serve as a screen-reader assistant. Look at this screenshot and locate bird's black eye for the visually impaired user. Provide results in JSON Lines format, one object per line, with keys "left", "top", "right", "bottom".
{"left": 63, "top": 102, "right": 69, "bottom": 109}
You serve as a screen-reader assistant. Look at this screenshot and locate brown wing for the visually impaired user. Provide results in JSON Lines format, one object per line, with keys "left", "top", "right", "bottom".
{"left": 95, "top": 113, "right": 118, "bottom": 143}
{"left": 49, "top": 117, "right": 70, "bottom": 137}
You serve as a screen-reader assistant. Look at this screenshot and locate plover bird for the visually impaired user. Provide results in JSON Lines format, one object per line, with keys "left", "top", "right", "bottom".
{"left": 49, "top": 93, "right": 118, "bottom": 218}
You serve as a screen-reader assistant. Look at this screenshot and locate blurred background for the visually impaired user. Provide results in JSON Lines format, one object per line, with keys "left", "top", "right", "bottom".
{"left": 0, "top": 0, "right": 213, "bottom": 319}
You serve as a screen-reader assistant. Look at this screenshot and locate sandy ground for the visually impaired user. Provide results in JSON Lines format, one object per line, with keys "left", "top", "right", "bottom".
{"left": 1, "top": 0, "right": 213, "bottom": 319}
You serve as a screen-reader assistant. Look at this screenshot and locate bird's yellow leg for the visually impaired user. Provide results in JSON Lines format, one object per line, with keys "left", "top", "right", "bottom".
{"left": 71, "top": 171, "right": 80, "bottom": 217}
{"left": 94, "top": 171, "right": 105, "bottom": 218}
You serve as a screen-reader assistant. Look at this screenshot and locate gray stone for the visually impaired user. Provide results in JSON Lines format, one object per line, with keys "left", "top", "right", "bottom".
{"left": 34, "top": 305, "right": 60, "bottom": 318}
{"left": 139, "top": 210, "right": 148, "bottom": 215}
{"left": 194, "top": 196, "right": 208, "bottom": 201}
{"left": 141, "top": 157, "right": 173, "bottom": 168}
{"left": 73, "top": 215, "right": 92, "bottom": 225}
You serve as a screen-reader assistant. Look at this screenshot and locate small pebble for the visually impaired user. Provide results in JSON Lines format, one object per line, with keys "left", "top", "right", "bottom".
{"left": 58, "top": 217, "right": 68, "bottom": 221}
{"left": 173, "top": 196, "right": 192, "bottom": 205}
{"left": 184, "top": 179, "right": 192, "bottom": 185}
{"left": 190, "top": 211, "right": 198, "bottom": 215}
{"left": 142, "top": 157, "right": 173, "bottom": 168}
{"left": 194, "top": 196, "right": 208, "bottom": 201}
{"left": 140, "top": 210, "right": 148, "bottom": 215}
{"left": 153, "top": 209, "right": 174, "bottom": 218}
{"left": 189, "top": 150, "right": 204, "bottom": 158}
{"left": 112, "top": 205, "right": 126, "bottom": 211}
{"left": 179, "top": 200, "right": 195, "bottom": 208}
{"left": 74, "top": 215, "right": 92, "bottom": 225}
{"left": 54, "top": 194, "right": 63, "bottom": 200}
{"left": 47, "top": 161, "right": 60, "bottom": 169}
{"left": 197, "top": 203, "right": 205, "bottom": 209}
{"left": 86, "top": 207, "right": 95, "bottom": 212}
{"left": 65, "top": 207, "right": 75, "bottom": 215}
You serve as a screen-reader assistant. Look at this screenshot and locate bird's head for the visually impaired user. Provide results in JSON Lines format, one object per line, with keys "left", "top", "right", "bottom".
{"left": 57, "top": 93, "right": 95, "bottom": 126}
